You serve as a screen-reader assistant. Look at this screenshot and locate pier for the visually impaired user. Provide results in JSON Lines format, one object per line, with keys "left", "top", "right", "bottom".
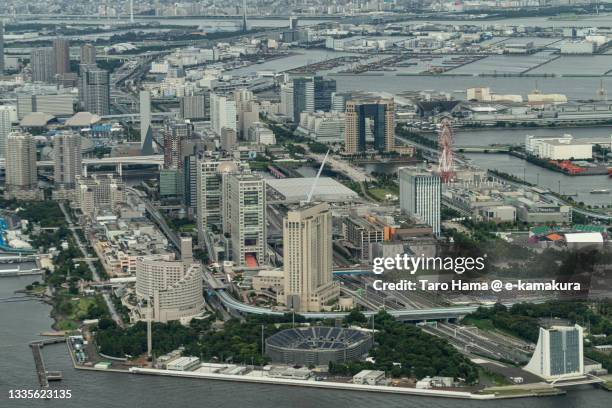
{"left": 29, "top": 338, "right": 65, "bottom": 388}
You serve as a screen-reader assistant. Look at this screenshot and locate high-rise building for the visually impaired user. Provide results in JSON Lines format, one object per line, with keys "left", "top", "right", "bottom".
{"left": 79, "top": 44, "right": 96, "bottom": 65}
{"left": 196, "top": 159, "right": 226, "bottom": 243}
{"left": 313, "top": 76, "right": 336, "bottom": 112}
{"left": 280, "top": 83, "right": 293, "bottom": 118}
{"left": 82, "top": 68, "right": 110, "bottom": 115}
{"left": 140, "top": 90, "right": 152, "bottom": 149}
{"left": 4, "top": 131, "right": 41, "bottom": 200}
{"left": 289, "top": 16, "right": 299, "bottom": 30}
{"left": 344, "top": 99, "right": 394, "bottom": 153}
{"left": 53, "top": 131, "right": 82, "bottom": 189}
{"left": 162, "top": 120, "right": 190, "bottom": 170}
{"left": 225, "top": 173, "right": 266, "bottom": 266}
{"left": 210, "top": 93, "right": 236, "bottom": 135}
{"left": 292, "top": 77, "right": 314, "bottom": 123}
{"left": 180, "top": 93, "right": 208, "bottom": 120}
{"left": 135, "top": 245, "right": 204, "bottom": 323}
{"left": 234, "top": 89, "right": 259, "bottom": 138}
{"left": 183, "top": 154, "right": 198, "bottom": 214}
{"left": 331, "top": 92, "right": 347, "bottom": 112}
{"left": 220, "top": 127, "right": 237, "bottom": 152}
{"left": 0, "top": 21, "right": 5, "bottom": 74}
{"left": 399, "top": 167, "right": 441, "bottom": 236}
{"left": 0, "top": 105, "right": 12, "bottom": 159}
{"left": 30, "top": 48, "right": 56, "bottom": 83}
{"left": 524, "top": 325, "right": 584, "bottom": 381}
{"left": 52, "top": 38, "right": 71, "bottom": 76}
{"left": 283, "top": 203, "right": 339, "bottom": 312}
{"left": 76, "top": 174, "right": 125, "bottom": 216}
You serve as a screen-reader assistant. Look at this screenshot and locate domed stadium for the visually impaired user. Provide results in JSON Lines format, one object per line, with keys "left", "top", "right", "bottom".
{"left": 265, "top": 327, "right": 373, "bottom": 366}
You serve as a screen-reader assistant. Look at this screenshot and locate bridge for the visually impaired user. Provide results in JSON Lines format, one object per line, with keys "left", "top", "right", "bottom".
{"left": 0, "top": 155, "right": 164, "bottom": 177}
{"left": 214, "top": 287, "right": 480, "bottom": 320}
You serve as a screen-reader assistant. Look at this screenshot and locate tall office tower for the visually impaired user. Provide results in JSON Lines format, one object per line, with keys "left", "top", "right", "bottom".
{"left": 399, "top": 167, "right": 441, "bottom": 236}
{"left": 525, "top": 325, "right": 584, "bottom": 381}
{"left": 241, "top": 101, "right": 260, "bottom": 139}
{"left": 135, "top": 251, "right": 204, "bottom": 323}
{"left": 5, "top": 131, "right": 41, "bottom": 200}
{"left": 30, "top": 48, "right": 56, "bottom": 83}
{"left": 280, "top": 83, "right": 293, "bottom": 117}
{"left": 162, "top": 120, "right": 190, "bottom": 170}
{"left": 313, "top": 76, "right": 336, "bottom": 112}
{"left": 283, "top": 203, "right": 339, "bottom": 312}
{"left": 344, "top": 99, "right": 395, "bottom": 153}
{"left": 82, "top": 68, "right": 110, "bottom": 115}
{"left": 220, "top": 127, "right": 237, "bottom": 152}
{"left": 183, "top": 154, "right": 198, "bottom": 214}
{"left": 289, "top": 15, "right": 298, "bottom": 30}
{"left": 52, "top": 38, "right": 70, "bottom": 76}
{"left": 0, "top": 20, "right": 4, "bottom": 74}
{"left": 53, "top": 131, "right": 82, "bottom": 189}
{"left": 196, "top": 159, "right": 241, "bottom": 248}
{"left": 210, "top": 93, "right": 237, "bottom": 135}
{"left": 226, "top": 173, "right": 266, "bottom": 266}
{"left": 292, "top": 77, "right": 314, "bottom": 123}
{"left": 234, "top": 88, "right": 258, "bottom": 138}
{"left": 140, "top": 90, "right": 152, "bottom": 149}
{"left": 180, "top": 92, "right": 208, "bottom": 120}
{"left": 78, "top": 63, "right": 95, "bottom": 109}
{"left": 79, "top": 43, "right": 96, "bottom": 65}
{"left": 0, "top": 105, "right": 12, "bottom": 159}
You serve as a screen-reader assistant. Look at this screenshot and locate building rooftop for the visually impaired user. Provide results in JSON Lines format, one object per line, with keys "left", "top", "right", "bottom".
{"left": 266, "top": 177, "right": 359, "bottom": 202}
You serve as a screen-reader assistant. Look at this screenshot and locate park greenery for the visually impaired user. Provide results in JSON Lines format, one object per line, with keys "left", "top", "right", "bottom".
{"left": 94, "top": 309, "right": 478, "bottom": 382}
{"left": 463, "top": 301, "right": 612, "bottom": 372}
{"left": 462, "top": 301, "right": 612, "bottom": 343}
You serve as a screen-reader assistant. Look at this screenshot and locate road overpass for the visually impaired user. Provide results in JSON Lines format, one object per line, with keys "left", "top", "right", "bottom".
{"left": 0, "top": 155, "right": 164, "bottom": 175}
{"left": 214, "top": 288, "right": 480, "bottom": 320}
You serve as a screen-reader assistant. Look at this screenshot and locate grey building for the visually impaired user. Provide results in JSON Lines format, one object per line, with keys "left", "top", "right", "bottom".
{"left": 53, "top": 38, "right": 71, "bottom": 76}
{"left": 31, "top": 48, "right": 56, "bottom": 83}
{"left": 399, "top": 167, "right": 441, "bottom": 236}
{"left": 292, "top": 77, "right": 314, "bottom": 123}
{"left": 180, "top": 93, "right": 209, "bottom": 120}
{"left": 79, "top": 44, "right": 96, "bottom": 65}
{"left": 53, "top": 131, "right": 82, "bottom": 189}
{"left": 0, "top": 20, "right": 4, "bottom": 74}
{"left": 82, "top": 68, "right": 110, "bottom": 115}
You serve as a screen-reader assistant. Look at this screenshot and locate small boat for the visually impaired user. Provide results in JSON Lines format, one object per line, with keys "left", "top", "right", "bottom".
{"left": 590, "top": 189, "right": 611, "bottom": 194}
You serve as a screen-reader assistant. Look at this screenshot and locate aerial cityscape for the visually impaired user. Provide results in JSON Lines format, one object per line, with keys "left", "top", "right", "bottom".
{"left": 1, "top": 1, "right": 612, "bottom": 407}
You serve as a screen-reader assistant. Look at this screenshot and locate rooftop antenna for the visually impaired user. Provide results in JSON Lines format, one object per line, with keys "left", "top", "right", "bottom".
{"left": 242, "top": 0, "right": 248, "bottom": 33}
{"left": 306, "top": 149, "right": 330, "bottom": 203}
{"left": 597, "top": 79, "right": 607, "bottom": 101}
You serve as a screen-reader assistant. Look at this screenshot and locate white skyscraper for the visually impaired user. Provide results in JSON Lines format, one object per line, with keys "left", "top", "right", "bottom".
{"left": 210, "top": 93, "right": 236, "bottom": 136}
{"left": 53, "top": 131, "right": 82, "bottom": 189}
{"left": 140, "top": 90, "right": 151, "bottom": 149}
{"left": 283, "top": 203, "right": 339, "bottom": 312}
{"left": 225, "top": 173, "right": 266, "bottom": 266}
{"left": 399, "top": 167, "right": 441, "bottom": 236}
{"left": 524, "top": 325, "right": 584, "bottom": 381}
{"left": 5, "top": 131, "right": 41, "bottom": 200}
{"left": 280, "top": 83, "right": 293, "bottom": 117}
{"left": 0, "top": 105, "right": 12, "bottom": 159}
